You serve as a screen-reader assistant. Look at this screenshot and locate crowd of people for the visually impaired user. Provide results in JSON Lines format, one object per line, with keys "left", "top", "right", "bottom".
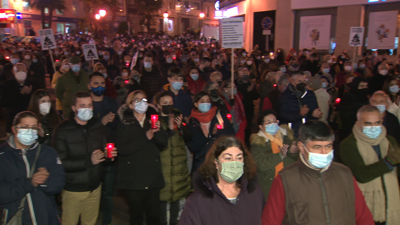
{"left": 1, "top": 32, "right": 400, "bottom": 225}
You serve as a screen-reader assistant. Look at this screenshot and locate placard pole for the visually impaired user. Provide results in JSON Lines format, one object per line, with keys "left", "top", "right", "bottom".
{"left": 231, "top": 48, "right": 234, "bottom": 100}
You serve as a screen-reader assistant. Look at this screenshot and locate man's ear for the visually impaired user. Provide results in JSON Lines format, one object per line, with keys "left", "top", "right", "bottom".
{"left": 297, "top": 141, "right": 306, "bottom": 155}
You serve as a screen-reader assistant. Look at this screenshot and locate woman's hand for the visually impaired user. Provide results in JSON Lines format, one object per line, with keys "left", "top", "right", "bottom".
{"left": 146, "top": 121, "right": 161, "bottom": 140}
{"left": 279, "top": 144, "right": 290, "bottom": 158}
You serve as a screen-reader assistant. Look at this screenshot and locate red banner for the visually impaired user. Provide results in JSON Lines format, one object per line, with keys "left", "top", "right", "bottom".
{"left": 0, "top": 9, "right": 16, "bottom": 24}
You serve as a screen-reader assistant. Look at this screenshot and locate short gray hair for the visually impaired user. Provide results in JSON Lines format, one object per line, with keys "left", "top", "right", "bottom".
{"left": 357, "top": 105, "right": 380, "bottom": 121}
{"left": 298, "top": 121, "right": 335, "bottom": 144}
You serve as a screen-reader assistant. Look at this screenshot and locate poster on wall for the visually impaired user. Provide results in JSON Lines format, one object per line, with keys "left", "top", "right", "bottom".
{"left": 367, "top": 11, "right": 398, "bottom": 49}
{"left": 299, "top": 15, "right": 331, "bottom": 50}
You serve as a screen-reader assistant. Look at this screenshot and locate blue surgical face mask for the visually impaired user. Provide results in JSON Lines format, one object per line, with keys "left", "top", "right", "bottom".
{"left": 166, "top": 58, "right": 173, "bottom": 63}
{"left": 265, "top": 123, "right": 280, "bottom": 135}
{"left": 390, "top": 85, "right": 399, "bottom": 93}
{"left": 11, "top": 59, "right": 19, "bottom": 64}
{"left": 91, "top": 86, "right": 106, "bottom": 96}
{"left": 304, "top": 144, "right": 334, "bottom": 169}
{"left": 280, "top": 67, "right": 287, "bottom": 73}
{"left": 172, "top": 81, "right": 183, "bottom": 90}
{"left": 104, "top": 55, "right": 109, "bottom": 60}
{"left": 322, "top": 68, "right": 330, "bottom": 74}
{"left": 198, "top": 103, "right": 212, "bottom": 113}
{"left": 76, "top": 108, "right": 93, "bottom": 121}
{"left": 144, "top": 62, "right": 152, "bottom": 69}
{"left": 190, "top": 73, "right": 199, "bottom": 81}
{"left": 32, "top": 59, "right": 38, "bottom": 63}
{"left": 71, "top": 64, "right": 80, "bottom": 73}
{"left": 375, "top": 105, "right": 386, "bottom": 114}
{"left": 322, "top": 82, "right": 328, "bottom": 88}
{"left": 17, "top": 128, "right": 38, "bottom": 146}
{"left": 363, "top": 126, "right": 382, "bottom": 139}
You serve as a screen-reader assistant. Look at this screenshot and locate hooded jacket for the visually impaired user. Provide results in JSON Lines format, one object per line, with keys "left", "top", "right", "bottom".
{"left": 179, "top": 173, "right": 265, "bottom": 225}
{"left": 0, "top": 137, "right": 65, "bottom": 225}
{"left": 161, "top": 84, "right": 193, "bottom": 118}
{"left": 52, "top": 114, "right": 105, "bottom": 192}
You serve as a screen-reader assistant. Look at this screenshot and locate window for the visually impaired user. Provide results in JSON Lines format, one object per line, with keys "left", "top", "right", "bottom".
{"left": 206, "top": 6, "right": 209, "bottom": 17}
{"left": 73, "top": 1, "right": 79, "bottom": 15}
{"left": 42, "top": 22, "right": 49, "bottom": 29}
{"left": 168, "top": 1, "right": 172, "bottom": 10}
{"left": 57, "top": 23, "right": 64, "bottom": 34}
{"left": 45, "top": 8, "right": 49, "bottom": 14}
{"left": 192, "top": 2, "right": 199, "bottom": 10}
{"left": 56, "top": 9, "right": 63, "bottom": 15}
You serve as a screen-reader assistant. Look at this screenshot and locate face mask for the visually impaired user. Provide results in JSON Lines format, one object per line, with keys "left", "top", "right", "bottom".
{"left": 293, "top": 53, "right": 297, "bottom": 56}
{"left": 389, "top": 85, "right": 399, "bottom": 93}
{"left": 134, "top": 100, "right": 148, "bottom": 114}
{"left": 11, "top": 59, "right": 19, "bottom": 64}
{"left": 242, "top": 75, "right": 250, "bottom": 81}
{"left": 122, "top": 72, "right": 128, "bottom": 78}
{"left": 363, "top": 126, "right": 382, "bottom": 139}
{"left": 15, "top": 71, "right": 27, "bottom": 82}
{"left": 375, "top": 105, "right": 386, "bottom": 113}
{"left": 104, "top": 55, "right": 109, "bottom": 60}
{"left": 217, "top": 160, "right": 244, "bottom": 183}
{"left": 63, "top": 65, "right": 70, "bottom": 70}
{"left": 194, "top": 58, "right": 200, "bottom": 63}
{"left": 380, "top": 70, "right": 388, "bottom": 76}
{"left": 71, "top": 64, "right": 80, "bottom": 73}
{"left": 24, "top": 55, "right": 31, "bottom": 60}
{"left": 241, "top": 60, "right": 246, "bottom": 64}
{"left": 144, "top": 62, "right": 152, "bottom": 69}
{"left": 118, "top": 51, "right": 122, "bottom": 55}
{"left": 280, "top": 67, "right": 287, "bottom": 73}
{"left": 322, "top": 82, "right": 328, "bottom": 88}
{"left": 265, "top": 123, "right": 280, "bottom": 135}
{"left": 344, "top": 65, "right": 352, "bottom": 72}
{"left": 76, "top": 51, "right": 81, "bottom": 55}
{"left": 133, "top": 75, "right": 140, "bottom": 81}
{"left": 39, "top": 102, "right": 51, "bottom": 115}
{"left": 102, "top": 73, "right": 108, "bottom": 78}
{"left": 99, "top": 52, "right": 103, "bottom": 56}
{"left": 32, "top": 59, "right": 38, "bottom": 63}
{"left": 172, "top": 81, "right": 183, "bottom": 90}
{"left": 190, "top": 73, "right": 199, "bottom": 81}
{"left": 91, "top": 86, "right": 106, "bottom": 96}
{"left": 166, "top": 58, "right": 173, "bottom": 63}
{"left": 322, "top": 68, "right": 330, "bottom": 74}
{"left": 198, "top": 102, "right": 211, "bottom": 113}
{"left": 64, "top": 52, "right": 69, "bottom": 56}
{"left": 17, "top": 128, "right": 38, "bottom": 146}
{"left": 76, "top": 108, "right": 93, "bottom": 121}
{"left": 210, "top": 89, "right": 219, "bottom": 97}
{"left": 304, "top": 145, "right": 334, "bottom": 169}
{"left": 296, "top": 83, "right": 307, "bottom": 92}
{"left": 246, "top": 61, "right": 253, "bottom": 66}
{"left": 327, "top": 59, "right": 333, "bottom": 64}
{"left": 161, "top": 105, "right": 174, "bottom": 114}
{"left": 359, "top": 64, "right": 365, "bottom": 69}
{"left": 264, "top": 59, "right": 270, "bottom": 63}
{"left": 242, "top": 53, "right": 246, "bottom": 56}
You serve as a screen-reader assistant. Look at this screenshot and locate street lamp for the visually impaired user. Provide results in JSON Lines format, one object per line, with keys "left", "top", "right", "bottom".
{"left": 95, "top": 14, "right": 101, "bottom": 20}
{"left": 199, "top": 12, "right": 205, "bottom": 29}
{"left": 163, "top": 12, "right": 169, "bottom": 18}
{"left": 99, "top": 9, "right": 106, "bottom": 17}
{"left": 199, "top": 12, "right": 205, "bottom": 19}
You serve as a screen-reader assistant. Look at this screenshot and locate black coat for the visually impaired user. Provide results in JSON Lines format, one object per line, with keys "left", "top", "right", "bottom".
{"left": 383, "top": 111, "right": 400, "bottom": 144}
{"left": 115, "top": 105, "right": 168, "bottom": 190}
{"left": 368, "top": 73, "right": 389, "bottom": 94}
{"left": 186, "top": 109, "right": 236, "bottom": 172}
{"left": 52, "top": 116, "right": 106, "bottom": 192}
{"left": 140, "top": 67, "right": 163, "bottom": 102}
{"left": 29, "top": 62, "right": 46, "bottom": 89}
{"left": 338, "top": 90, "right": 369, "bottom": 130}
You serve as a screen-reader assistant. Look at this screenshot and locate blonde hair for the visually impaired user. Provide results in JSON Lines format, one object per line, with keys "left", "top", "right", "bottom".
{"left": 125, "top": 90, "right": 146, "bottom": 106}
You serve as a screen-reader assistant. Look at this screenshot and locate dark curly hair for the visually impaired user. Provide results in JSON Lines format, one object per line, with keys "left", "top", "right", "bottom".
{"left": 198, "top": 136, "right": 257, "bottom": 186}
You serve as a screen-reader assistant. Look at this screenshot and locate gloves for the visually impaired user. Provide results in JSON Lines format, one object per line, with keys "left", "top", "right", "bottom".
{"left": 384, "top": 145, "right": 400, "bottom": 166}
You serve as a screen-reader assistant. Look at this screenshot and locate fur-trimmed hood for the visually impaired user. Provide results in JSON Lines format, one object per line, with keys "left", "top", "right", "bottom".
{"left": 117, "top": 103, "right": 159, "bottom": 125}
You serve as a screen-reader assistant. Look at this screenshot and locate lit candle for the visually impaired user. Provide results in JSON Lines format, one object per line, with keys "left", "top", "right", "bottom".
{"left": 151, "top": 114, "right": 159, "bottom": 129}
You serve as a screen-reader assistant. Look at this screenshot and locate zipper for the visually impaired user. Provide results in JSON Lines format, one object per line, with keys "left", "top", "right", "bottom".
{"left": 21, "top": 149, "right": 38, "bottom": 225}
{"left": 318, "top": 173, "right": 330, "bottom": 225}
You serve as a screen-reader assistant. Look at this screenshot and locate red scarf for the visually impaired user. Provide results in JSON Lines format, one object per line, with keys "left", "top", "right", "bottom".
{"left": 190, "top": 106, "right": 218, "bottom": 123}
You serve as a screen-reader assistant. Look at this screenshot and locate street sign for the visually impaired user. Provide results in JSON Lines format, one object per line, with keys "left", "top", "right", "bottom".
{"left": 261, "top": 17, "right": 273, "bottom": 30}
{"left": 82, "top": 44, "right": 99, "bottom": 61}
{"left": 38, "top": 29, "right": 56, "bottom": 50}
{"left": 0, "top": 9, "right": 16, "bottom": 24}
{"left": 221, "top": 17, "right": 243, "bottom": 49}
{"left": 349, "top": 27, "right": 364, "bottom": 47}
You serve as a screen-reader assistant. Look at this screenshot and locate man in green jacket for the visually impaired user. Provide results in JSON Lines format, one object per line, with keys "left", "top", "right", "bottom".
{"left": 340, "top": 105, "right": 400, "bottom": 225}
{"left": 55, "top": 56, "right": 90, "bottom": 118}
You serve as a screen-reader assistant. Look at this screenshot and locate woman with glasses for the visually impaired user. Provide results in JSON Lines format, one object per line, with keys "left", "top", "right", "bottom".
{"left": 27, "top": 89, "right": 61, "bottom": 146}
{"left": 186, "top": 91, "right": 235, "bottom": 173}
{"left": 116, "top": 90, "right": 168, "bottom": 225}
{"left": 180, "top": 136, "right": 264, "bottom": 225}
{"left": 250, "top": 110, "right": 299, "bottom": 198}
{"left": 0, "top": 111, "right": 65, "bottom": 224}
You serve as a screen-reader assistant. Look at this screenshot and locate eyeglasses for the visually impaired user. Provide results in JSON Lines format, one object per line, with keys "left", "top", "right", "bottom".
{"left": 15, "top": 126, "right": 39, "bottom": 131}
{"left": 133, "top": 98, "right": 147, "bottom": 103}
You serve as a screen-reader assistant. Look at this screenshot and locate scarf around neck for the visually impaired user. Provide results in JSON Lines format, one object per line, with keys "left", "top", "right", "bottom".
{"left": 352, "top": 124, "right": 400, "bottom": 224}
{"left": 190, "top": 106, "right": 218, "bottom": 123}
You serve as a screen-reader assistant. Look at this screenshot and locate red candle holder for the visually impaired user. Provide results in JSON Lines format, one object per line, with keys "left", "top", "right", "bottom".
{"left": 106, "top": 143, "right": 114, "bottom": 158}
{"left": 151, "top": 115, "right": 159, "bottom": 129}
{"left": 227, "top": 114, "right": 232, "bottom": 121}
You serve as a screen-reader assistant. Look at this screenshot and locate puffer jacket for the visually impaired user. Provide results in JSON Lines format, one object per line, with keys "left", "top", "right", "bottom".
{"left": 159, "top": 114, "right": 192, "bottom": 202}
{"left": 116, "top": 105, "right": 168, "bottom": 190}
{"left": 0, "top": 137, "right": 65, "bottom": 225}
{"left": 52, "top": 114, "right": 106, "bottom": 192}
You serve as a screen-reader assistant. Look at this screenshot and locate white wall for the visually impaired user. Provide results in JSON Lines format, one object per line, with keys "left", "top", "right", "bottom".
{"left": 292, "top": 0, "right": 400, "bottom": 9}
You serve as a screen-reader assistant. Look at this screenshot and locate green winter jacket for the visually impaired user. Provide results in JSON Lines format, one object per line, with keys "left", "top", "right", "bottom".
{"left": 340, "top": 133, "right": 398, "bottom": 183}
{"left": 159, "top": 118, "right": 191, "bottom": 202}
{"left": 55, "top": 69, "right": 89, "bottom": 118}
{"left": 250, "top": 127, "right": 298, "bottom": 198}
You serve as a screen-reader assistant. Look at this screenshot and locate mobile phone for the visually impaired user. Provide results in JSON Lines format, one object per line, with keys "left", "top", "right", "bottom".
{"left": 106, "top": 143, "right": 114, "bottom": 158}
{"left": 151, "top": 115, "right": 159, "bottom": 129}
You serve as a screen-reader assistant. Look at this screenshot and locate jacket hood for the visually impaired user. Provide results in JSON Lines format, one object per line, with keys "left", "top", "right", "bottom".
{"left": 192, "top": 172, "right": 257, "bottom": 199}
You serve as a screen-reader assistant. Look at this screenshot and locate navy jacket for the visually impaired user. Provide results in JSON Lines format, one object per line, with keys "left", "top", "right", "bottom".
{"left": 279, "top": 84, "right": 319, "bottom": 135}
{"left": 160, "top": 84, "right": 193, "bottom": 118}
{"left": 0, "top": 137, "right": 65, "bottom": 225}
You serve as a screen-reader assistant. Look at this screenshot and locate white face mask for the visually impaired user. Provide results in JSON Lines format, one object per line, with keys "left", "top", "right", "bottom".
{"left": 15, "top": 71, "right": 27, "bottom": 82}
{"left": 144, "top": 62, "right": 152, "bottom": 69}
{"left": 134, "top": 101, "right": 148, "bottom": 114}
{"left": 344, "top": 65, "right": 352, "bottom": 72}
{"left": 39, "top": 102, "right": 51, "bottom": 115}
{"left": 24, "top": 55, "right": 31, "bottom": 60}
{"left": 122, "top": 72, "right": 128, "bottom": 78}
{"left": 380, "top": 70, "right": 388, "bottom": 76}
{"left": 327, "top": 59, "right": 333, "bottom": 64}
{"left": 76, "top": 108, "right": 93, "bottom": 121}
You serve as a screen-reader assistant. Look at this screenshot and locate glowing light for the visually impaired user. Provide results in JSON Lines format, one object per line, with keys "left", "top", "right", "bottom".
{"left": 95, "top": 14, "right": 101, "bottom": 20}
{"left": 99, "top": 9, "right": 106, "bottom": 17}
{"left": 199, "top": 12, "right": 205, "bottom": 18}
{"left": 163, "top": 12, "right": 169, "bottom": 18}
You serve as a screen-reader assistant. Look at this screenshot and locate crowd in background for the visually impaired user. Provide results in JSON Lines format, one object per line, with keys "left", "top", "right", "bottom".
{"left": 1, "top": 32, "right": 400, "bottom": 225}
